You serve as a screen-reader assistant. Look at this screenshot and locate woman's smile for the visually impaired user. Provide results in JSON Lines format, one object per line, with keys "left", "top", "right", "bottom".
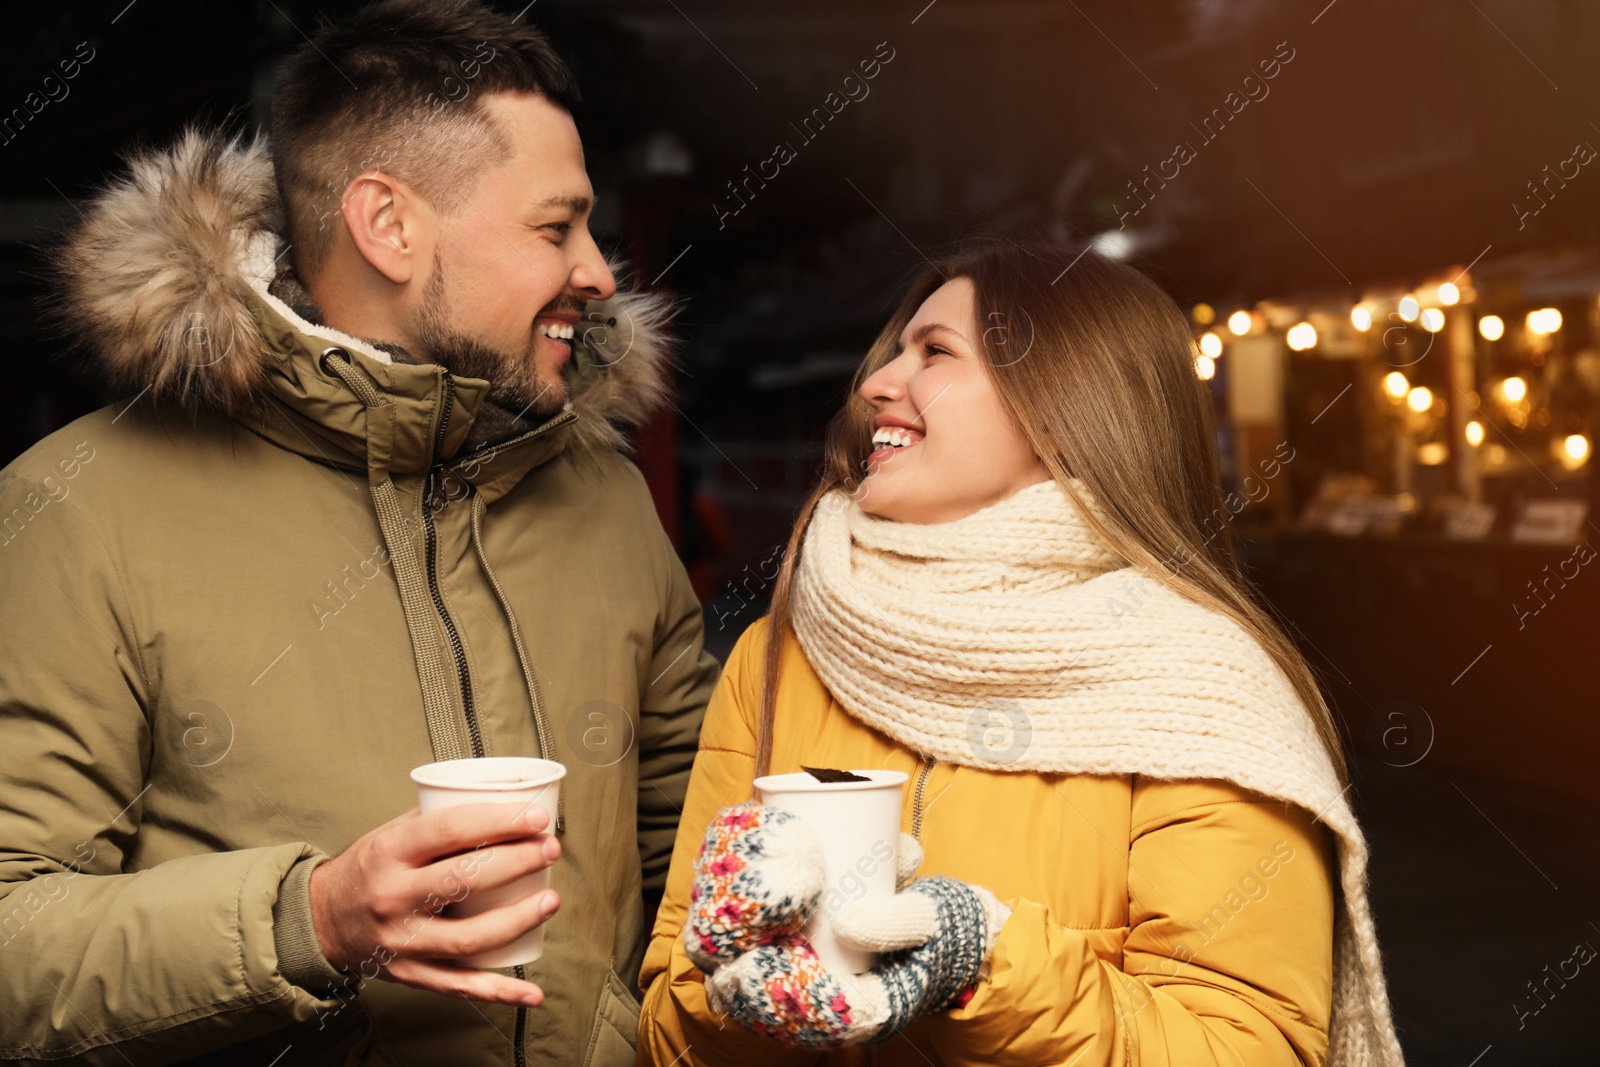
{"left": 867, "top": 417, "right": 925, "bottom": 466}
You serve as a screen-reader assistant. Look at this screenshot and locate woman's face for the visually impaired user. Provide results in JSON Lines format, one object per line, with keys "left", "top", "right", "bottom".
{"left": 855, "top": 277, "right": 1052, "bottom": 524}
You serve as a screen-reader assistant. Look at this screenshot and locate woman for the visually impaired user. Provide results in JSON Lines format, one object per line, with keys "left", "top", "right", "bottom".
{"left": 636, "top": 237, "right": 1403, "bottom": 1066}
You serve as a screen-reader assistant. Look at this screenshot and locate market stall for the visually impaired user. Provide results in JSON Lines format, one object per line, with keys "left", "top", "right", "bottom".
{"left": 1193, "top": 251, "right": 1600, "bottom": 803}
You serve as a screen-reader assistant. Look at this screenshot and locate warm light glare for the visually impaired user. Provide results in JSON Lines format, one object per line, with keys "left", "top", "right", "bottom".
{"left": 1501, "top": 376, "right": 1527, "bottom": 403}
{"left": 1407, "top": 386, "right": 1434, "bottom": 412}
{"left": 1195, "top": 354, "right": 1216, "bottom": 380}
{"left": 1351, "top": 306, "right": 1372, "bottom": 331}
{"left": 1438, "top": 282, "right": 1460, "bottom": 306}
{"left": 1465, "top": 420, "right": 1485, "bottom": 446}
{"left": 1527, "top": 308, "right": 1563, "bottom": 335}
{"left": 1398, "top": 296, "right": 1420, "bottom": 323}
{"left": 1383, "top": 371, "right": 1410, "bottom": 398}
{"left": 1199, "top": 331, "right": 1223, "bottom": 358}
{"left": 1091, "top": 230, "right": 1134, "bottom": 259}
{"left": 1478, "top": 315, "right": 1505, "bottom": 341}
{"left": 1286, "top": 321, "right": 1318, "bottom": 351}
{"left": 1227, "top": 310, "right": 1252, "bottom": 336}
{"left": 1192, "top": 303, "right": 1215, "bottom": 325}
{"left": 1420, "top": 308, "right": 1445, "bottom": 333}
{"left": 1417, "top": 442, "right": 1449, "bottom": 465}
{"left": 1565, "top": 434, "right": 1590, "bottom": 461}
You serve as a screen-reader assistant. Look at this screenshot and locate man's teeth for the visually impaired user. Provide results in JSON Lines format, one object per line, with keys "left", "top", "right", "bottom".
{"left": 535, "top": 323, "right": 576, "bottom": 340}
{"left": 871, "top": 427, "right": 920, "bottom": 449}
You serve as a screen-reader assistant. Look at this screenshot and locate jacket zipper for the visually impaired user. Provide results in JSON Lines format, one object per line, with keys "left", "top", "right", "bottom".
{"left": 422, "top": 375, "right": 486, "bottom": 759}
{"left": 430, "top": 389, "right": 575, "bottom": 1067}
{"left": 448, "top": 407, "right": 578, "bottom": 472}
{"left": 512, "top": 963, "right": 529, "bottom": 1067}
{"left": 911, "top": 754, "right": 936, "bottom": 840}
{"left": 444, "top": 407, "right": 577, "bottom": 771}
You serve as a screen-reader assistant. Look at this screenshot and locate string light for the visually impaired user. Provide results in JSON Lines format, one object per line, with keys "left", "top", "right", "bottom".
{"left": 1227, "top": 310, "right": 1252, "bottom": 336}
{"left": 1397, "top": 296, "right": 1420, "bottom": 323}
{"left": 1286, "top": 321, "right": 1318, "bottom": 351}
{"left": 1465, "top": 420, "right": 1485, "bottom": 446}
{"left": 1195, "top": 354, "right": 1216, "bottom": 380}
{"left": 1420, "top": 308, "right": 1445, "bottom": 333}
{"left": 1407, "top": 386, "right": 1434, "bottom": 412}
{"left": 1438, "top": 282, "right": 1460, "bottom": 306}
{"left": 1199, "top": 332, "right": 1223, "bottom": 358}
{"left": 1383, "top": 371, "right": 1410, "bottom": 398}
{"left": 1527, "top": 308, "right": 1563, "bottom": 335}
{"left": 1351, "top": 306, "right": 1372, "bottom": 331}
{"left": 1501, "top": 376, "right": 1527, "bottom": 403}
{"left": 1478, "top": 315, "right": 1504, "bottom": 341}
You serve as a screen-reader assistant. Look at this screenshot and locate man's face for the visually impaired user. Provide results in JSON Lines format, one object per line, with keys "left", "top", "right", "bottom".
{"left": 409, "top": 91, "right": 615, "bottom": 418}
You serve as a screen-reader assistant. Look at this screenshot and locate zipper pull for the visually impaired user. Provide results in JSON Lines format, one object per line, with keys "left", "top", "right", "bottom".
{"left": 426, "top": 464, "right": 476, "bottom": 514}
{"left": 425, "top": 465, "right": 446, "bottom": 513}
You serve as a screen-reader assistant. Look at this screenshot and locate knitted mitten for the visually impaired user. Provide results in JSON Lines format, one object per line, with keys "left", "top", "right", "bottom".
{"left": 892, "top": 831, "right": 923, "bottom": 889}
{"left": 835, "top": 873, "right": 1011, "bottom": 986}
{"left": 706, "top": 875, "right": 1011, "bottom": 1048}
{"left": 683, "top": 802, "right": 827, "bottom": 972}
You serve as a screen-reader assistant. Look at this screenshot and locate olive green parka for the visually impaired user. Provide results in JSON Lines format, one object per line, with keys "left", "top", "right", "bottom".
{"left": 0, "top": 128, "right": 717, "bottom": 1067}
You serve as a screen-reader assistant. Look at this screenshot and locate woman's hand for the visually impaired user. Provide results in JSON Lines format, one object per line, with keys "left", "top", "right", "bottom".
{"left": 682, "top": 801, "right": 827, "bottom": 972}
{"left": 705, "top": 870, "right": 1011, "bottom": 1048}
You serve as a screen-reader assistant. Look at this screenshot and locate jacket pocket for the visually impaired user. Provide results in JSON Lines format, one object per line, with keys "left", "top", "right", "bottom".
{"left": 580, "top": 966, "right": 641, "bottom": 1067}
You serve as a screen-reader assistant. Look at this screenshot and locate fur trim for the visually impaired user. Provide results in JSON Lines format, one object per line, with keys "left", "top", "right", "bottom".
{"left": 564, "top": 275, "right": 674, "bottom": 456}
{"left": 48, "top": 128, "right": 279, "bottom": 415}
{"left": 46, "top": 126, "right": 672, "bottom": 455}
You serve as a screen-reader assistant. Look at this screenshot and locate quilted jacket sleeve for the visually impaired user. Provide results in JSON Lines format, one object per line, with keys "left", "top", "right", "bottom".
{"left": 919, "top": 778, "right": 1337, "bottom": 1065}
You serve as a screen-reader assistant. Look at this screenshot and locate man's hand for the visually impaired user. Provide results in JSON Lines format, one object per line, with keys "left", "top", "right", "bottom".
{"left": 308, "top": 802, "right": 562, "bottom": 1007}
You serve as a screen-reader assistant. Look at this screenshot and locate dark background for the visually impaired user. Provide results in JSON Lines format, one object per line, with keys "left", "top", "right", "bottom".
{"left": 3, "top": 1, "right": 1599, "bottom": 1063}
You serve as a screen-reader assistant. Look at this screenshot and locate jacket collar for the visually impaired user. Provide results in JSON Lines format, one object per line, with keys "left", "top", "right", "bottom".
{"left": 50, "top": 127, "right": 675, "bottom": 496}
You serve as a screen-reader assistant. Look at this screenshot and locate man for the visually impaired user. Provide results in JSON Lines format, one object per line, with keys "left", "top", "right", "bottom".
{"left": 0, "top": 1, "right": 716, "bottom": 1063}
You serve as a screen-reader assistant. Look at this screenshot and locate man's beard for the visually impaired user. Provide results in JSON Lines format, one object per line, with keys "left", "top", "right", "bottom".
{"left": 408, "top": 254, "right": 570, "bottom": 420}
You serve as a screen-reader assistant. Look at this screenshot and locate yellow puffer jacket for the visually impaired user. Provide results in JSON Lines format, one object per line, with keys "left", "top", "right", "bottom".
{"left": 638, "top": 616, "right": 1337, "bottom": 1066}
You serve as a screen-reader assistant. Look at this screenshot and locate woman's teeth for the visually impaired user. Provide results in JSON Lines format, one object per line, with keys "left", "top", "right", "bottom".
{"left": 535, "top": 323, "right": 575, "bottom": 340}
{"left": 871, "top": 427, "right": 921, "bottom": 449}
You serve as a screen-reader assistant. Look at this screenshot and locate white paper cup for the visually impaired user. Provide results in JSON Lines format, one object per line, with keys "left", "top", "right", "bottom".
{"left": 410, "top": 757, "right": 566, "bottom": 969}
{"left": 754, "top": 769, "right": 908, "bottom": 974}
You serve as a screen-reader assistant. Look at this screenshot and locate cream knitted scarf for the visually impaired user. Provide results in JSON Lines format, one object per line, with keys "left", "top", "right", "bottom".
{"left": 789, "top": 478, "right": 1404, "bottom": 1067}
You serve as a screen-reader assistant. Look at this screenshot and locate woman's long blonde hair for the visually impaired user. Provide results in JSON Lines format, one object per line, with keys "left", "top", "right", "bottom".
{"left": 753, "top": 234, "right": 1348, "bottom": 786}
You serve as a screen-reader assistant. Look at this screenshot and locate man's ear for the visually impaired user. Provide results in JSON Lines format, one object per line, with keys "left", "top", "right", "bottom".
{"left": 339, "top": 172, "right": 426, "bottom": 285}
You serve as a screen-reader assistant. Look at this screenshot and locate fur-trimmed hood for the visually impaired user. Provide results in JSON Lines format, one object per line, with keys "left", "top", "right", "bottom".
{"left": 48, "top": 126, "right": 673, "bottom": 465}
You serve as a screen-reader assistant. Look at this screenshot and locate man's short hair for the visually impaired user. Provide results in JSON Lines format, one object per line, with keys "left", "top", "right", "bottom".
{"left": 270, "top": 0, "right": 580, "bottom": 279}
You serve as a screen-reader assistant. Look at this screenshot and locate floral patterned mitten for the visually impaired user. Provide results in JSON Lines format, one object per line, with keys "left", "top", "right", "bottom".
{"left": 704, "top": 874, "right": 1010, "bottom": 1048}
{"left": 682, "top": 802, "right": 827, "bottom": 972}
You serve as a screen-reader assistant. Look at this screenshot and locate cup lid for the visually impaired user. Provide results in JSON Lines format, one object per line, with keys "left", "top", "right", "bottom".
{"left": 753, "top": 769, "right": 910, "bottom": 793}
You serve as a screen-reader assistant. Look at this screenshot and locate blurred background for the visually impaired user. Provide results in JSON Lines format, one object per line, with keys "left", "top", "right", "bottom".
{"left": 3, "top": 0, "right": 1598, "bottom": 1062}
